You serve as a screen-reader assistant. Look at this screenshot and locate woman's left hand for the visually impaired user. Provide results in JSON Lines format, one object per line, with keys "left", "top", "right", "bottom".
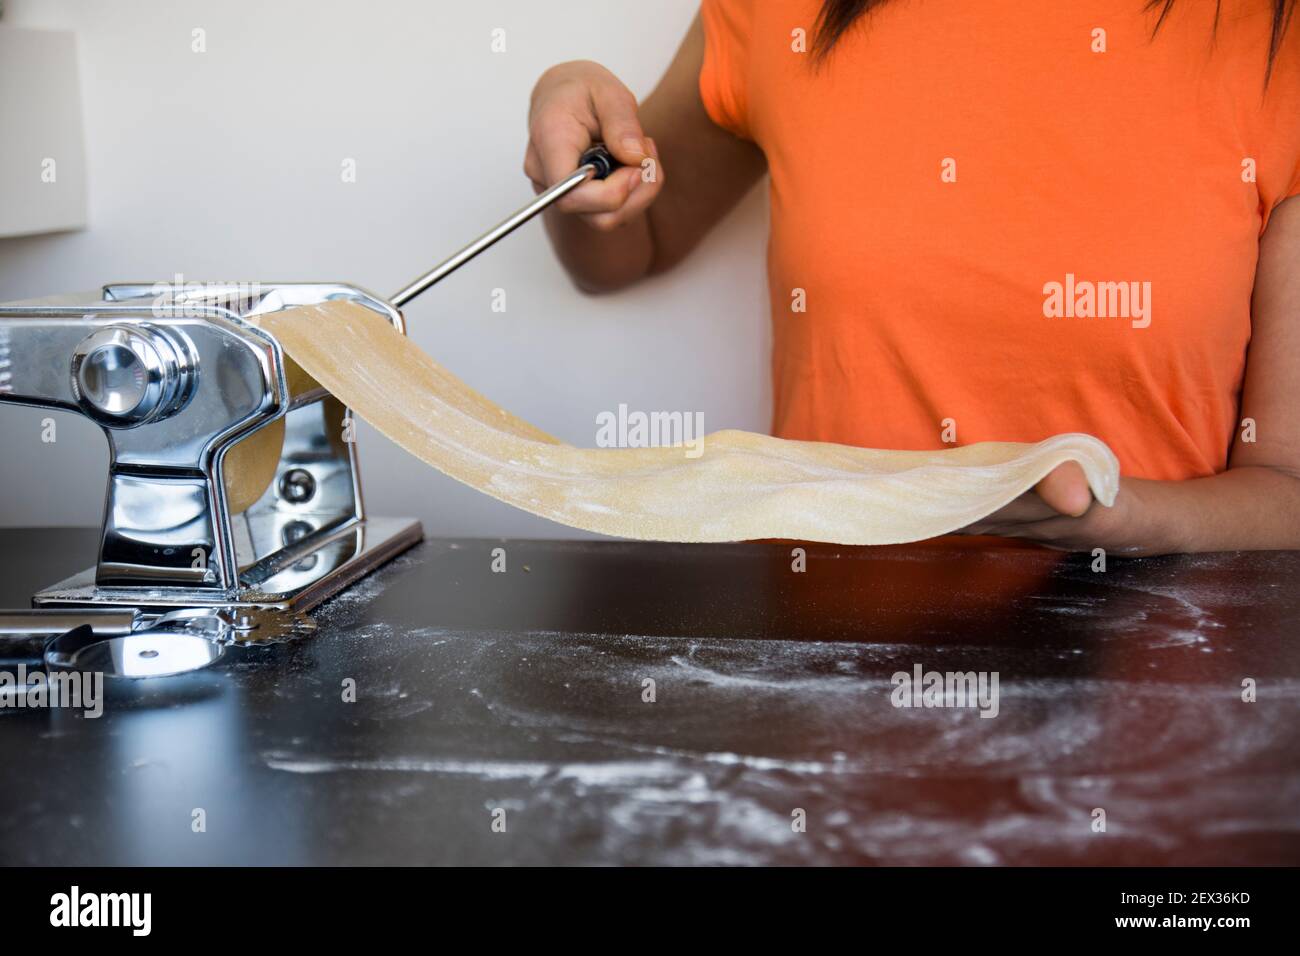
{"left": 958, "top": 462, "right": 1133, "bottom": 552}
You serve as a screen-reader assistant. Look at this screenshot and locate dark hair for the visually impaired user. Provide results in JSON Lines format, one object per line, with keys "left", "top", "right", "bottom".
{"left": 813, "top": 0, "right": 1296, "bottom": 82}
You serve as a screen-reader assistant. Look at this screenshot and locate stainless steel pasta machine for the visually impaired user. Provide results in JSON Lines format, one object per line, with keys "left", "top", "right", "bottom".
{"left": 0, "top": 147, "right": 620, "bottom": 678}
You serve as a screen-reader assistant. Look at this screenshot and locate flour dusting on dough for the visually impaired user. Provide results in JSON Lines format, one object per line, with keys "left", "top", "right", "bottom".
{"left": 259, "top": 302, "right": 1120, "bottom": 545}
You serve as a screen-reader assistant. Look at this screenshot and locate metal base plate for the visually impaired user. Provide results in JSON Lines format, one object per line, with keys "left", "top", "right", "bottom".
{"left": 33, "top": 516, "right": 423, "bottom": 616}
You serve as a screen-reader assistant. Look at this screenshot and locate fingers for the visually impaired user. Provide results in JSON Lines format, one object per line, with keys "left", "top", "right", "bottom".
{"left": 589, "top": 79, "right": 648, "bottom": 166}
{"left": 524, "top": 63, "right": 664, "bottom": 230}
{"left": 1034, "top": 461, "right": 1093, "bottom": 517}
{"left": 585, "top": 138, "right": 664, "bottom": 231}
{"left": 528, "top": 98, "right": 594, "bottom": 197}
{"left": 957, "top": 494, "right": 1053, "bottom": 537}
{"left": 957, "top": 462, "right": 1098, "bottom": 542}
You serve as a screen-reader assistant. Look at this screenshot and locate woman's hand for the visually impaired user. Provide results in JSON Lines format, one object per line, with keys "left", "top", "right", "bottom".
{"left": 962, "top": 459, "right": 1300, "bottom": 555}
{"left": 959, "top": 462, "right": 1140, "bottom": 553}
{"left": 526, "top": 17, "right": 766, "bottom": 293}
{"left": 524, "top": 60, "right": 663, "bottom": 232}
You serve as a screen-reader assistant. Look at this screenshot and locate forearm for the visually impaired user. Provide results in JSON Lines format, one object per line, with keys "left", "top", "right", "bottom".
{"left": 1022, "top": 466, "right": 1300, "bottom": 556}
{"left": 542, "top": 205, "right": 655, "bottom": 294}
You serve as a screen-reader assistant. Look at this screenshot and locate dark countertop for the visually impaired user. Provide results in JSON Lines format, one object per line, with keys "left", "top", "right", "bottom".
{"left": 1, "top": 528, "right": 1297, "bottom": 865}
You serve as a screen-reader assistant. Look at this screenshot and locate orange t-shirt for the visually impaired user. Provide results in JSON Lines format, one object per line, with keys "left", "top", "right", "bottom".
{"left": 700, "top": 0, "right": 1300, "bottom": 480}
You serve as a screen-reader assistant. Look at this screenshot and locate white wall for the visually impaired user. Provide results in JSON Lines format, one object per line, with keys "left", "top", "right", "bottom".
{"left": 0, "top": 0, "right": 769, "bottom": 538}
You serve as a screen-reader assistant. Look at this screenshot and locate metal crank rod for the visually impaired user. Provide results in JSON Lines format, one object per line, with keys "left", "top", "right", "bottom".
{"left": 389, "top": 145, "right": 621, "bottom": 308}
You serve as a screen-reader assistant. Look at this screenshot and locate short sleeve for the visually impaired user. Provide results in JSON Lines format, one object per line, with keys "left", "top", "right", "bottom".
{"left": 1255, "top": 19, "right": 1300, "bottom": 231}
{"left": 699, "top": 0, "right": 755, "bottom": 140}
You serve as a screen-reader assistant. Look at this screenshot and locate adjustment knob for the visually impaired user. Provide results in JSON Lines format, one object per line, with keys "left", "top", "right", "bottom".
{"left": 70, "top": 324, "right": 197, "bottom": 428}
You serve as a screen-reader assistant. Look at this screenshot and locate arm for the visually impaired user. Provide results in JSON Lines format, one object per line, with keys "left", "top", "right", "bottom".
{"left": 523, "top": 13, "right": 767, "bottom": 293}
{"left": 966, "top": 194, "right": 1300, "bottom": 555}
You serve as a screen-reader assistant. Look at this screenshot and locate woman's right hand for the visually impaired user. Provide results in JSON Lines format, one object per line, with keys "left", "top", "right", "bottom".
{"left": 525, "top": 17, "right": 762, "bottom": 292}
{"left": 524, "top": 60, "right": 664, "bottom": 232}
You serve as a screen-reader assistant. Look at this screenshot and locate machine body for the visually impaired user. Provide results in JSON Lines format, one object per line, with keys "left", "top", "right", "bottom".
{"left": 0, "top": 281, "right": 423, "bottom": 644}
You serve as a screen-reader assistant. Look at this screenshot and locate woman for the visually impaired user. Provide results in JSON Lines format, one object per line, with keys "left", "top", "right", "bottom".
{"left": 523, "top": 0, "right": 1300, "bottom": 555}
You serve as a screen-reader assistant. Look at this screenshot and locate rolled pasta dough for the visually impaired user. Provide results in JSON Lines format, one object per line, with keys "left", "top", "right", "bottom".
{"left": 257, "top": 302, "right": 1120, "bottom": 545}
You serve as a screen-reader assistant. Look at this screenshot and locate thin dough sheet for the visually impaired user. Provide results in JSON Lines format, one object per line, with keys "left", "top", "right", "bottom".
{"left": 258, "top": 302, "right": 1121, "bottom": 545}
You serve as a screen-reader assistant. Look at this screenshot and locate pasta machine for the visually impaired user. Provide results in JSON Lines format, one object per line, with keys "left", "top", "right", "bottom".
{"left": 0, "top": 281, "right": 423, "bottom": 658}
{"left": 0, "top": 146, "right": 620, "bottom": 678}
